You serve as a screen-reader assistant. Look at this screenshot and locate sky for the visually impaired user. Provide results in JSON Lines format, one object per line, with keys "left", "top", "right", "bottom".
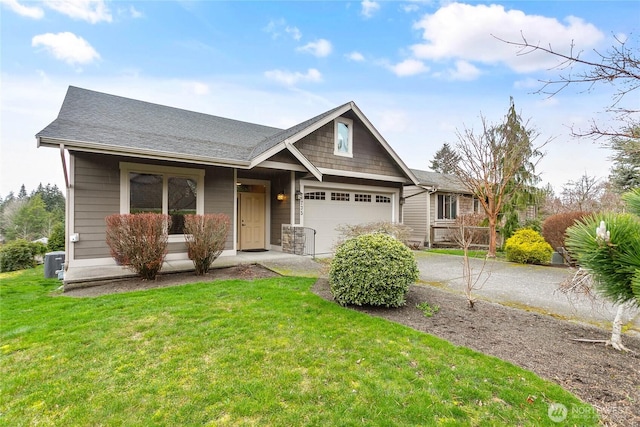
{"left": 1, "top": 0, "right": 638, "bottom": 198}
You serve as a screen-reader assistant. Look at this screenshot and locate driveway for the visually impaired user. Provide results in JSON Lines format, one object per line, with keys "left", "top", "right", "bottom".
{"left": 414, "top": 252, "right": 640, "bottom": 332}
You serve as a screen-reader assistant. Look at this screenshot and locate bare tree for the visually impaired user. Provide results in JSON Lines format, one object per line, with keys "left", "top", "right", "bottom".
{"left": 560, "top": 173, "right": 605, "bottom": 211}
{"left": 452, "top": 98, "right": 549, "bottom": 257}
{"left": 496, "top": 34, "right": 639, "bottom": 139}
{"left": 449, "top": 214, "right": 489, "bottom": 309}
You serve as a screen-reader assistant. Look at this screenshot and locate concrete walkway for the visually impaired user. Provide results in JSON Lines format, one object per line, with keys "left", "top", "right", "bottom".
{"left": 415, "top": 252, "right": 640, "bottom": 332}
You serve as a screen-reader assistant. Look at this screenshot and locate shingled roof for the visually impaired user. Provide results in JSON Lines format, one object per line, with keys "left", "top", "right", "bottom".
{"left": 410, "top": 168, "right": 470, "bottom": 193}
{"left": 37, "top": 87, "right": 418, "bottom": 185}
{"left": 36, "top": 86, "right": 338, "bottom": 164}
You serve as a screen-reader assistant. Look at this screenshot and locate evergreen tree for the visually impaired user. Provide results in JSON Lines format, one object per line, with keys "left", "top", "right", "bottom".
{"left": 608, "top": 126, "right": 640, "bottom": 193}
{"left": 429, "top": 143, "right": 460, "bottom": 174}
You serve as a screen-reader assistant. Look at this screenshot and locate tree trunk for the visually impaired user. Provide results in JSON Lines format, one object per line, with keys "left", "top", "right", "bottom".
{"left": 609, "top": 303, "right": 632, "bottom": 351}
{"left": 487, "top": 216, "right": 497, "bottom": 258}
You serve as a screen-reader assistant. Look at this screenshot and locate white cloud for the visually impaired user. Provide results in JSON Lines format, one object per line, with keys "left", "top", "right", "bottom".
{"left": 389, "top": 59, "right": 429, "bottom": 77}
{"left": 361, "top": 0, "right": 380, "bottom": 18}
{"left": 286, "top": 26, "right": 302, "bottom": 41}
{"left": 401, "top": 4, "right": 419, "bottom": 13}
{"left": 0, "top": 0, "right": 44, "bottom": 19}
{"left": 32, "top": 32, "right": 101, "bottom": 65}
{"left": 296, "top": 39, "right": 332, "bottom": 57}
{"left": 346, "top": 51, "right": 365, "bottom": 62}
{"left": 264, "top": 68, "right": 323, "bottom": 86}
{"left": 184, "top": 81, "right": 210, "bottom": 96}
{"left": 410, "top": 3, "right": 604, "bottom": 73}
{"left": 129, "top": 5, "right": 142, "bottom": 19}
{"left": 447, "top": 60, "right": 480, "bottom": 81}
{"left": 376, "top": 109, "right": 410, "bottom": 133}
{"left": 265, "top": 19, "right": 302, "bottom": 41}
{"left": 44, "top": 0, "right": 112, "bottom": 23}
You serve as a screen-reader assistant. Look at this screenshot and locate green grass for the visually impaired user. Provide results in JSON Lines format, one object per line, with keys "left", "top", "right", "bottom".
{"left": 1, "top": 266, "right": 597, "bottom": 426}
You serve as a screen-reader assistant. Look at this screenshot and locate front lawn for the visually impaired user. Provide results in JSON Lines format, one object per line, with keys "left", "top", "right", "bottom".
{"left": 0, "top": 267, "right": 595, "bottom": 426}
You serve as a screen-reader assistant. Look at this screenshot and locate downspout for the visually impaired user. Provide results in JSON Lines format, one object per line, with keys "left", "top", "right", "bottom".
{"left": 60, "top": 144, "right": 70, "bottom": 189}
{"left": 425, "top": 186, "right": 438, "bottom": 248}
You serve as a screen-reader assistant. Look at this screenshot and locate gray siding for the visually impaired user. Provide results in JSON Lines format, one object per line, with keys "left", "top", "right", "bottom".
{"left": 203, "top": 167, "right": 235, "bottom": 249}
{"left": 72, "top": 153, "right": 236, "bottom": 260}
{"left": 296, "top": 115, "right": 405, "bottom": 178}
{"left": 72, "top": 153, "right": 120, "bottom": 259}
{"left": 403, "top": 186, "right": 429, "bottom": 244}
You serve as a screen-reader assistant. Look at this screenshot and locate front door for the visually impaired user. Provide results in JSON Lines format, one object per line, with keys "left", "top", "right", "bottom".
{"left": 239, "top": 192, "right": 265, "bottom": 250}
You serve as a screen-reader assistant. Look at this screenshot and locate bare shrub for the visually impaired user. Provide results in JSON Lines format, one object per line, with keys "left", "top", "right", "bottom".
{"left": 184, "top": 214, "right": 231, "bottom": 275}
{"left": 450, "top": 214, "right": 490, "bottom": 310}
{"left": 335, "top": 221, "right": 413, "bottom": 248}
{"left": 541, "top": 211, "right": 588, "bottom": 251}
{"left": 105, "top": 213, "right": 170, "bottom": 280}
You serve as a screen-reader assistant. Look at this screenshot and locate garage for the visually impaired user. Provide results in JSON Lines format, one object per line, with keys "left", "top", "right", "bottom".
{"left": 302, "top": 185, "right": 397, "bottom": 254}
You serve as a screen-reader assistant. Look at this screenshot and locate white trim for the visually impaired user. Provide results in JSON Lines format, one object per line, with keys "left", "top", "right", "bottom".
{"left": 119, "top": 162, "right": 205, "bottom": 235}
{"left": 67, "top": 154, "right": 76, "bottom": 266}
{"left": 347, "top": 103, "right": 419, "bottom": 185}
{"left": 257, "top": 160, "right": 308, "bottom": 172}
{"left": 334, "top": 117, "right": 353, "bottom": 157}
{"left": 233, "top": 169, "right": 238, "bottom": 251}
{"left": 236, "top": 177, "right": 271, "bottom": 250}
{"left": 299, "top": 179, "right": 401, "bottom": 226}
{"left": 317, "top": 167, "right": 410, "bottom": 183}
{"left": 289, "top": 170, "right": 296, "bottom": 226}
{"left": 39, "top": 137, "right": 251, "bottom": 168}
{"left": 285, "top": 142, "right": 322, "bottom": 181}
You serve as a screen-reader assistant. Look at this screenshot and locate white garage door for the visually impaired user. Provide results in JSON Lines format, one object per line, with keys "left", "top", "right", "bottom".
{"left": 303, "top": 187, "right": 395, "bottom": 254}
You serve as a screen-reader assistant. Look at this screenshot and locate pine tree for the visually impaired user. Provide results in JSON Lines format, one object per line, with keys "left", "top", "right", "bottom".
{"left": 429, "top": 143, "right": 460, "bottom": 174}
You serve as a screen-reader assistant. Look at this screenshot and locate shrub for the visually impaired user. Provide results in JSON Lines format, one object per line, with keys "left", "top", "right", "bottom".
{"left": 183, "top": 214, "right": 231, "bottom": 275}
{"left": 329, "top": 233, "right": 419, "bottom": 307}
{"left": 105, "top": 213, "right": 170, "bottom": 280}
{"left": 47, "top": 223, "right": 65, "bottom": 252}
{"left": 542, "top": 212, "right": 589, "bottom": 251}
{"left": 335, "top": 221, "right": 413, "bottom": 249}
{"left": 0, "top": 239, "right": 39, "bottom": 272}
{"left": 504, "top": 228, "right": 553, "bottom": 265}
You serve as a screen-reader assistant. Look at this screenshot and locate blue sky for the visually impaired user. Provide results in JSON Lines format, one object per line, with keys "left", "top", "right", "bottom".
{"left": 1, "top": 0, "right": 638, "bottom": 197}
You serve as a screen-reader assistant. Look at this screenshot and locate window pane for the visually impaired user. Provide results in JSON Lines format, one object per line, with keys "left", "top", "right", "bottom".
{"left": 168, "top": 177, "right": 197, "bottom": 234}
{"left": 337, "top": 122, "right": 349, "bottom": 153}
{"left": 130, "top": 173, "right": 162, "bottom": 214}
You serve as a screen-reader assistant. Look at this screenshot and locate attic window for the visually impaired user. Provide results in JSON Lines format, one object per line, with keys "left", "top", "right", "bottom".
{"left": 334, "top": 117, "right": 353, "bottom": 157}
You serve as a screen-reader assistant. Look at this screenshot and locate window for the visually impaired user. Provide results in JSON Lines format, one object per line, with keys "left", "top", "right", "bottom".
{"left": 120, "top": 163, "right": 204, "bottom": 236}
{"left": 437, "top": 194, "right": 457, "bottom": 220}
{"left": 304, "top": 191, "right": 326, "bottom": 200}
{"left": 376, "top": 195, "right": 391, "bottom": 204}
{"left": 334, "top": 117, "right": 353, "bottom": 157}
{"left": 354, "top": 194, "right": 371, "bottom": 202}
{"left": 331, "top": 192, "right": 350, "bottom": 201}
{"left": 473, "top": 197, "right": 481, "bottom": 214}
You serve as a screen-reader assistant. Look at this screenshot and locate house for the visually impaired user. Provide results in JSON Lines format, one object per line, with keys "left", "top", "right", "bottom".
{"left": 37, "top": 86, "right": 418, "bottom": 278}
{"left": 403, "top": 169, "right": 480, "bottom": 247}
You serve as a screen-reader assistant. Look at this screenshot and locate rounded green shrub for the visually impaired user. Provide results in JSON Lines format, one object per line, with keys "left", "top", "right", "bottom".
{"left": 329, "top": 233, "right": 419, "bottom": 307}
{"left": 504, "top": 228, "right": 553, "bottom": 265}
{"left": 0, "top": 239, "right": 38, "bottom": 272}
{"left": 47, "top": 222, "right": 65, "bottom": 252}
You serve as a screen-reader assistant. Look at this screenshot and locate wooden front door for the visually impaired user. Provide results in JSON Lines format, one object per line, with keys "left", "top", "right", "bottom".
{"left": 239, "top": 192, "right": 265, "bottom": 250}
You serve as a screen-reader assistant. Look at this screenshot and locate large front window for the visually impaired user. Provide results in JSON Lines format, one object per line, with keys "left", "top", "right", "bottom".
{"left": 437, "top": 194, "right": 457, "bottom": 220}
{"left": 121, "top": 163, "right": 204, "bottom": 236}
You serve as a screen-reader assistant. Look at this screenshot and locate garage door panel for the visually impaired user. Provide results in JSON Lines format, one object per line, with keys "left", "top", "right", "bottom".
{"left": 303, "top": 188, "right": 394, "bottom": 254}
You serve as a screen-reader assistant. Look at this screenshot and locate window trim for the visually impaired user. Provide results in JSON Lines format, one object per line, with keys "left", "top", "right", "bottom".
{"left": 334, "top": 117, "right": 353, "bottom": 158}
{"left": 437, "top": 194, "right": 457, "bottom": 221}
{"left": 120, "top": 162, "right": 205, "bottom": 242}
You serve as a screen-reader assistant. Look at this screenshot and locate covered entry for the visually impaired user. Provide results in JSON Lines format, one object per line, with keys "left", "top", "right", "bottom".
{"left": 302, "top": 184, "right": 397, "bottom": 254}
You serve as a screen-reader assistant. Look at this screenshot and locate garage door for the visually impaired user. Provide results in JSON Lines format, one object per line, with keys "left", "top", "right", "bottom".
{"left": 303, "top": 187, "right": 395, "bottom": 254}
